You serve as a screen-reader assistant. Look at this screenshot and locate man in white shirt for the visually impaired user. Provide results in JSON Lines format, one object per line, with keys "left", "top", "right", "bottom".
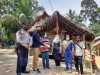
{"left": 74, "top": 37, "right": 85, "bottom": 75}
{"left": 16, "top": 26, "right": 32, "bottom": 75}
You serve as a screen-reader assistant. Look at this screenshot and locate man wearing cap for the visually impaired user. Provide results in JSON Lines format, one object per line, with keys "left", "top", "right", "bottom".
{"left": 16, "top": 26, "right": 32, "bottom": 75}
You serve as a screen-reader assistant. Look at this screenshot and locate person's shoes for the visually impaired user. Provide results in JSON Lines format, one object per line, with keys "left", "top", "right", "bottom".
{"left": 67, "top": 70, "right": 72, "bottom": 73}
{"left": 81, "top": 72, "right": 84, "bottom": 75}
{"left": 22, "top": 70, "right": 30, "bottom": 73}
{"left": 33, "top": 69, "right": 36, "bottom": 71}
{"left": 17, "top": 73, "right": 21, "bottom": 75}
{"left": 64, "top": 68, "right": 67, "bottom": 71}
{"left": 47, "top": 67, "right": 50, "bottom": 69}
{"left": 76, "top": 71, "right": 79, "bottom": 75}
{"left": 37, "top": 69, "right": 41, "bottom": 73}
{"left": 43, "top": 67, "right": 46, "bottom": 69}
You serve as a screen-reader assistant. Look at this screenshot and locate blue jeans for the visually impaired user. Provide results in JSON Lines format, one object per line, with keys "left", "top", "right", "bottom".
{"left": 74, "top": 56, "right": 83, "bottom": 74}
{"left": 42, "top": 51, "right": 49, "bottom": 69}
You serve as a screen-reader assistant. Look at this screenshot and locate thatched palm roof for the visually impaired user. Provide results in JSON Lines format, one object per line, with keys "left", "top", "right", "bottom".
{"left": 32, "top": 11, "right": 49, "bottom": 25}
{"left": 43, "top": 11, "right": 95, "bottom": 42}
{"left": 92, "top": 36, "right": 100, "bottom": 47}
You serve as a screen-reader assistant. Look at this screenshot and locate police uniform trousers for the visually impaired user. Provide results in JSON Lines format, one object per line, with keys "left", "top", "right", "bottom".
{"left": 16, "top": 43, "right": 28, "bottom": 73}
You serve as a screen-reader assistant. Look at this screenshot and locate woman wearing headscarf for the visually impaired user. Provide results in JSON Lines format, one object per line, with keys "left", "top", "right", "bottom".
{"left": 64, "top": 35, "right": 75, "bottom": 72}
{"left": 52, "top": 34, "right": 61, "bottom": 67}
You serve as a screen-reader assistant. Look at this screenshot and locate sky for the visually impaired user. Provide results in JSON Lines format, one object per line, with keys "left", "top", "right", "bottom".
{"left": 38, "top": 0, "right": 100, "bottom": 15}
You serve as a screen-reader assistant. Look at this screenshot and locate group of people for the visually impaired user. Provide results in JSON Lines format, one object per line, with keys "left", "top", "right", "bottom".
{"left": 16, "top": 24, "right": 96, "bottom": 75}
{"left": 52, "top": 34, "right": 85, "bottom": 75}
{"left": 16, "top": 25, "right": 43, "bottom": 75}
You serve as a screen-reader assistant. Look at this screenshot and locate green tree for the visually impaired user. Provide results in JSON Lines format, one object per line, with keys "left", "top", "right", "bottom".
{"left": 89, "top": 7, "right": 100, "bottom": 36}
{"left": 80, "top": 0, "right": 98, "bottom": 22}
{"left": 68, "top": 9, "right": 75, "bottom": 20}
{"left": 14, "top": 0, "right": 39, "bottom": 22}
{"left": 0, "top": 0, "right": 40, "bottom": 44}
{"left": 67, "top": 9, "right": 83, "bottom": 24}
{"left": 0, "top": 14, "right": 18, "bottom": 40}
{"left": 89, "top": 22, "right": 100, "bottom": 36}
{"left": 0, "top": 0, "right": 40, "bottom": 24}
{"left": 96, "top": 7, "right": 100, "bottom": 23}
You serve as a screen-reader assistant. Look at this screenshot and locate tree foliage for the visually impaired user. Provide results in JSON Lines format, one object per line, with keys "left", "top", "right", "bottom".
{"left": 14, "top": 0, "right": 40, "bottom": 22}
{"left": 0, "top": 14, "right": 18, "bottom": 40}
{"left": 80, "top": 0, "right": 100, "bottom": 36}
{"left": 67, "top": 9, "right": 83, "bottom": 24}
{"left": 80, "top": 0, "right": 98, "bottom": 22}
{"left": 89, "top": 22, "right": 100, "bottom": 36}
{"left": 68, "top": 9, "right": 75, "bottom": 20}
{"left": 0, "top": 0, "right": 14, "bottom": 16}
{"left": 0, "top": 0, "right": 40, "bottom": 43}
{"left": 89, "top": 7, "right": 100, "bottom": 36}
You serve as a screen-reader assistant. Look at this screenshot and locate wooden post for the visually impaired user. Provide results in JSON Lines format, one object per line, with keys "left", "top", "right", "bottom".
{"left": 83, "top": 34, "right": 86, "bottom": 59}
{"left": 99, "top": 46, "right": 100, "bottom": 56}
{"left": 90, "top": 43, "right": 93, "bottom": 75}
{"left": 97, "top": 44, "right": 100, "bottom": 56}
{"left": 56, "top": 15, "right": 59, "bottom": 34}
{"left": 98, "top": 46, "right": 99, "bottom": 56}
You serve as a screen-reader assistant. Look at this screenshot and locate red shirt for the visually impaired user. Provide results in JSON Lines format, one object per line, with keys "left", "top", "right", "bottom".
{"left": 92, "top": 55, "right": 96, "bottom": 65}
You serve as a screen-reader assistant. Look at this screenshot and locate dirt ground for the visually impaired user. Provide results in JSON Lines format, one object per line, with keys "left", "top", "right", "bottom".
{"left": 0, "top": 49, "right": 100, "bottom": 75}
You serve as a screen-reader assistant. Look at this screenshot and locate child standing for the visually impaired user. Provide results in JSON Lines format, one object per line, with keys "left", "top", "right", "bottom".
{"left": 91, "top": 54, "right": 97, "bottom": 73}
{"left": 40, "top": 33, "right": 50, "bottom": 69}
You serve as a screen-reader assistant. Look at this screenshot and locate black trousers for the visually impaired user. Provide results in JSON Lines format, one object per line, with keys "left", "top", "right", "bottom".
{"left": 16, "top": 43, "right": 28, "bottom": 73}
{"left": 74, "top": 56, "right": 83, "bottom": 74}
{"left": 55, "top": 60, "right": 61, "bottom": 66}
{"left": 53, "top": 53, "right": 61, "bottom": 66}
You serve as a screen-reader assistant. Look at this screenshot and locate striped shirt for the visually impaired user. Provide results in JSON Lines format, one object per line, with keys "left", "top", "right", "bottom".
{"left": 40, "top": 37, "right": 50, "bottom": 52}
